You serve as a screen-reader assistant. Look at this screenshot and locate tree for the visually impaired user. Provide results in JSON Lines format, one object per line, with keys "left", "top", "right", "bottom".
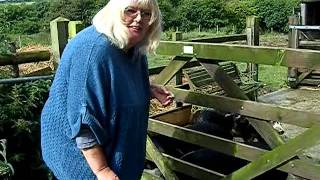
{"left": 254, "top": 0, "right": 299, "bottom": 32}
{"left": 225, "top": 0, "right": 256, "bottom": 32}
{"left": 177, "top": 0, "right": 228, "bottom": 31}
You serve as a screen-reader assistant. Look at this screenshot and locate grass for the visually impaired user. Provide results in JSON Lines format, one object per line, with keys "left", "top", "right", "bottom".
{"left": 8, "top": 32, "right": 51, "bottom": 48}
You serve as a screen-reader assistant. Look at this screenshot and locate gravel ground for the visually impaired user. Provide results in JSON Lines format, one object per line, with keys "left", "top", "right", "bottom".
{"left": 259, "top": 87, "right": 320, "bottom": 164}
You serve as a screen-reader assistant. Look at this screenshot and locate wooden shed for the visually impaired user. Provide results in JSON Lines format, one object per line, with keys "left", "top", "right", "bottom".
{"left": 300, "top": 0, "right": 320, "bottom": 39}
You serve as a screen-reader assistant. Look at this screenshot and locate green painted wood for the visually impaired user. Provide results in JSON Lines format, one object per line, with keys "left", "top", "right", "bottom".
{"left": 141, "top": 171, "right": 164, "bottom": 180}
{"left": 162, "top": 154, "right": 224, "bottom": 179}
{"left": 149, "top": 118, "right": 266, "bottom": 161}
{"left": 189, "top": 34, "right": 246, "bottom": 43}
{"left": 146, "top": 150, "right": 224, "bottom": 179}
{"left": 146, "top": 136, "right": 178, "bottom": 180}
{"left": 68, "top": 21, "right": 84, "bottom": 39}
{"left": 148, "top": 118, "right": 320, "bottom": 179}
{"left": 153, "top": 56, "right": 192, "bottom": 85}
{"left": 156, "top": 41, "right": 320, "bottom": 69}
{"left": 168, "top": 88, "right": 320, "bottom": 128}
{"left": 0, "top": 50, "right": 51, "bottom": 66}
{"left": 222, "top": 125, "right": 320, "bottom": 180}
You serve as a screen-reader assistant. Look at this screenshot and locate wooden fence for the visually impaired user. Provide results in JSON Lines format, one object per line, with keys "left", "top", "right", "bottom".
{"left": 145, "top": 17, "right": 320, "bottom": 180}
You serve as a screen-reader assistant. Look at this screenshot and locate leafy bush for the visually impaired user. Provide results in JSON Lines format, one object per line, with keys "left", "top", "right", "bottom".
{"left": 254, "top": 0, "right": 299, "bottom": 32}
{"left": 225, "top": 0, "right": 256, "bottom": 33}
{"left": 177, "top": 0, "right": 228, "bottom": 31}
{"left": 0, "top": 2, "right": 49, "bottom": 34}
{"left": 47, "top": 0, "right": 108, "bottom": 26}
{"left": 0, "top": 80, "right": 52, "bottom": 179}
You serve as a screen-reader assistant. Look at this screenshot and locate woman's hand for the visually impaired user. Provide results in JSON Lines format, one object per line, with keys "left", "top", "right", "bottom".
{"left": 96, "top": 167, "right": 120, "bottom": 180}
{"left": 150, "top": 84, "right": 174, "bottom": 106}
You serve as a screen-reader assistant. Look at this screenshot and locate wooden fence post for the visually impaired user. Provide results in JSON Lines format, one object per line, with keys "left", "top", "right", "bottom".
{"left": 287, "top": 16, "right": 300, "bottom": 88}
{"left": 246, "top": 16, "right": 259, "bottom": 100}
{"left": 172, "top": 32, "right": 183, "bottom": 107}
{"left": 9, "top": 42, "right": 19, "bottom": 77}
{"left": 50, "top": 17, "right": 70, "bottom": 69}
{"left": 68, "top": 21, "right": 84, "bottom": 39}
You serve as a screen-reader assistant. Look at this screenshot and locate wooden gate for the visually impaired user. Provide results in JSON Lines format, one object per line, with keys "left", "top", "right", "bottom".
{"left": 144, "top": 30, "right": 320, "bottom": 180}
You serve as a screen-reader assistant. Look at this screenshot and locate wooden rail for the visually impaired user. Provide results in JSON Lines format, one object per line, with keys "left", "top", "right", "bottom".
{"left": 156, "top": 41, "right": 320, "bottom": 69}
{"left": 188, "top": 34, "right": 246, "bottom": 43}
{"left": 0, "top": 50, "right": 50, "bottom": 66}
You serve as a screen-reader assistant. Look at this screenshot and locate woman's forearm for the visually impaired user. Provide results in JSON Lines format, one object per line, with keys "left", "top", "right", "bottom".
{"left": 81, "top": 145, "right": 109, "bottom": 174}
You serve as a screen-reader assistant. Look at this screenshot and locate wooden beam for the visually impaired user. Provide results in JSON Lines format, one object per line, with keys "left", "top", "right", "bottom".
{"left": 152, "top": 56, "right": 192, "bottom": 85}
{"left": 156, "top": 41, "right": 320, "bottom": 69}
{"left": 189, "top": 34, "right": 246, "bottom": 43}
{"left": 141, "top": 171, "right": 163, "bottom": 180}
{"left": 168, "top": 88, "right": 320, "bottom": 128}
{"left": 50, "top": 17, "right": 69, "bottom": 69}
{"left": 246, "top": 16, "right": 259, "bottom": 95}
{"left": 146, "top": 152, "right": 224, "bottom": 179}
{"left": 148, "top": 118, "right": 320, "bottom": 179}
{"left": 68, "top": 21, "right": 84, "bottom": 39}
{"left": 162, "top": 154, "right": 224, "bottom": 179}
{"left": 288, "top": 16, "right": 300, "bottom": 88}
{"left": 146, "top": 136, "right": 178, "bottom": 180}
{"left": 0, "top": 50, "right": 50, "bottom": 66}
{"left": 148, "top": 118, "right": 267, "bottom": 161}
{"left": 296, "top": 70, "right": 313, "bottom": 84}
{"left": 223, "top": 125, "right": 320, "bottom": 180}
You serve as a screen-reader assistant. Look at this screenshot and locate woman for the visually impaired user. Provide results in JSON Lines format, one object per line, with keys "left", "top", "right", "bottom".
{"left": 41, "top": 0, "right": 173, "bottom": 179}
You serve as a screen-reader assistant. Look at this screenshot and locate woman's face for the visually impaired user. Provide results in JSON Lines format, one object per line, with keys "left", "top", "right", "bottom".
{"left": 123, "top": 4, "right": 151, "bottom": 48}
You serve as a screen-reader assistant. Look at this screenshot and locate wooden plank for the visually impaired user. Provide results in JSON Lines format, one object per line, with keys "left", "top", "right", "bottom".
{"left": 168, "top": 88, "right": 320, "bottom": 128}
{"left": 148, "top": 118, "right": 266, "bottom": 161}
{"left": 296, "top": 70, "right": 313, "bottom": 84}
{"left": 153, "top": 56, "right": 192, "bottom": 85}
{"left": 148, "top": 118, "right": 320, "bottom": 179}
{"left": 146, "top": 136, "right": 178, "bottom": 180}
{"left": 189, "top": 34, "right": 246, "bottom": 43}
{"left": 246, "top": 16, "right": 259, "bottom": 95}
{"left": 287, "top": 16, "right": 300, "bottom": 88}
{"left": 193, "top": 78, "right": 215, "bottom": 87}
{"left": 150, "top": 105, "right": 192, "bottom": 126}
{"left": 0, "top": 50, "right": 50, "bottom": 66}
{"left": 156, "top": 41, "right": 320, "bottom": 69}
{"left": 223, "top": 125, "right": 320, "bottom": 180}
{"left": 163, "top": 154, "right": 224, "bottom": 179}
{"left": 301, "top": 79, "right": 320, "bottom": 85}
{"left": 68, "top": 21, "right": 84, "bottom": 39}
{"left": 141, "top": 171, "right": 164, "bottom": 180}
{"left": 149, "top": 66, "right": 167, "bottom": 75}
{"left": 146, "top": 152, "right": 224, "bottom": 179}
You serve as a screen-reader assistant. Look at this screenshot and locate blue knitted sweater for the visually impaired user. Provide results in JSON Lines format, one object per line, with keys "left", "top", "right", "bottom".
{"left": 41, "top": 26, "right": 150, "bottom": 180}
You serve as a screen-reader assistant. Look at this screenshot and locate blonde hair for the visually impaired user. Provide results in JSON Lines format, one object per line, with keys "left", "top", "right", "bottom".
{"left": 92, "top": 0, "right": 162, "bottom": 55}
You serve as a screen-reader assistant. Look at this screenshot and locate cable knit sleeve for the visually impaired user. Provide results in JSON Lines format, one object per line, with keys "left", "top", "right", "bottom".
{"left": 66, "top": 42, "right": 110, "bottom": 145}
